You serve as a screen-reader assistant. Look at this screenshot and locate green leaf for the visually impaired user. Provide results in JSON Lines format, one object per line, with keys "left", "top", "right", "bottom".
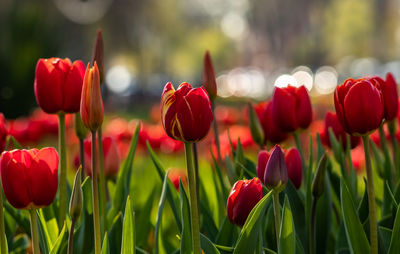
{"left": 200, "top": 233, "right": 221, "bottom": 254}
{"left": 38, "top": 209, "right": 54, "bottom": 251}
{"left": 108, "top": 213, "right": 123, "bottom": 254}
{"left": 233, "top": 190, "right": 273, "bottom": 254}
{"left": 388, "top": 202, "right": 400, "bottom": 254}
{"left": 284, "top": 181, "right": 306, "bottom": 246}
{"left": 121, "top": 196, "right": 135, "bottom": 254}
{"left": 278, "top": 196, "right": 295, "bottom": 254}
{"left": 379, "top": 226, "right": 392, "bottom": 254}
{"left": 155, "top": 170, "right": 170, "bottom": 254}
{"left": 108, "top": 124, "right": 140, "bottom": 227}
{"left": 9, "top": 136, "right": 22, "bottom": 149}
{"left": 10, "top": 234, "right": 28, "bottom": 253}
{"left": 101, "top": 232, "right": 110, "bottom": 254}
{"left": 215, "top": 216, "right": 236, "bottom": 246}
{"left": 136, "top": 189, "right": 156, "bottom": 247}
{"left": 49, "top": 222, "right": 66, "bottom": 254}
{"left": 340, "top": 181, "right": 370, "bottom": 253}
{"left": 3, "top": 202, "right": 30, "bottom": 235}
{"left": 179, "top": 179, "right": 192, "bottom": 253}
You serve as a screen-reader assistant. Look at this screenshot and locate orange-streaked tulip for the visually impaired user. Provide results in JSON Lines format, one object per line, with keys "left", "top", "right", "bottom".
{"left": 0, "top": 148, "right": 58, "bottom": 209}
{"left": 80, "top": 62, "right": 104, "bottom": 132}
{"left": 34, "top": 58, "right": 85, "bottom": 114}
{"left": 202, "top": 51, "right": 217, "bottom": 100}
{"left": 161, "top": 82, "right": 213, "bottom": 142}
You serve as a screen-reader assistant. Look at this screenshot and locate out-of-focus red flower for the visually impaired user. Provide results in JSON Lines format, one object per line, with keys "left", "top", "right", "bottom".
{"left": 214, "top": 106, "right": 240, "bottom": 126}
{"left": 202, "top": 51, "right": 217, "bottom": 101}
{"left": 0, "top": 114, "right": 7, "bottom": 154}
{"left": 254, "top": 101, "right": 288, "bottom": 144}
{"left": 80, "top": 62, "right": 104, "bottom": 132}
{"left": 0, "top": 148, "right": 58, "bottom": 209}
{"left": 321, "top": 111, "right": 361, "bottom": 149}
{"left": 150, "top": 104, "right": 162, "bottom": 123}
{"left": 168, "top": 169, "right": 187, "bottom": 190}
{"left": 271, "top": 85, "right": 312, "bottom": 133}
{"left": 227, "top": 178, "right": 263, "bottom": 226}
{"left": 34, "top": 58, "right": 85, "bottom": 114}
{"left": 161, "top": 82, "right": 213, "bottom": 142}
{"left": 371, "top": 74, "right": 398, "bottom": 121}
{"left": 351, "top": 145, "right": 365, "bottom": 173}
{"left": 334, "top": 78, "right": 384, "bottom": 135}
{"left": 83, "top": 136, "right": 120, "bottom": 179}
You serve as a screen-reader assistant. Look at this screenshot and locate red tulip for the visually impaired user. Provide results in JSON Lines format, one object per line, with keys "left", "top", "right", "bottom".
{"left": 321, "top": 111, "right": 360, "bottom": 149}
{"left": 263, "top": 145, "right": 288, "bottom": 191}
{"left": 202, "top": 51, "right": 217, "bottom": 100}
{"left": 34, "top": 58, "right": 85, "bottom": 114}
{"left": 284, "top": 148, "right": 302, "bottom": 189}
{"left": 83, "top": 136, "right": 120, "bottom": 179}
{"left": 254, "top": 101, "right": 288, "bottom": 143}
{"left": 0, "top": 114, "right": 7, "bottom": 154}
{"left": 161, "top": 82, "right": 213, "bottom": 142}
{"left": 271, "top": 85, "right": 312, "bottom": 133}
{"left": 334, "top": 78, "right": 384, "bottom": 135}
{"left": 0, "top": 148, "right": 58, "bottom": 209}
{"left": 256, "top": 150, "right": 270, "bottom": 181}
{"left": 370, "top": 74, "right": 398, "bottom": 121}
{"left": 227, "top": 178, "right": 263, "bottom": 226}
{"left": 80, "top": 62, "right": 104, "bottom": 132}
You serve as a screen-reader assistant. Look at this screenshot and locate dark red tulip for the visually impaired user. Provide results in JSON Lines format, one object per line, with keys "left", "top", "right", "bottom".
{"left": 284, "top": 148, "right": 302, "bottom": 189}
{"left": 321, "top": 111, "right": 360, "bottom": 149}
{"left": 83, "top": 136, "right": 120, "bottom": 179}
{"left": 227, "top": 178, "right": 263, "bottom": 226}
{"left": 203, "top": 51, "right": 217, "bottom": 100}
{"left": 0, "top": 148, "right": 58, "bottom": 209}
{"left": 34, "top": 58, "right": 85, "bottom": 114}
{"left": 0, "top": 114, "right": 7, "bottom": 154}
{"left": 254, "top": 101, "right": 288, "bottom": 143}
{"left": 263, "top": 145, "right": 288, "bottom": 191}
{"left": 334, "top": 78, "right": 384, "bottom": 135}
{"left": 161, "top": 82, "right": 213, "bottom": 142}
{"left": 381, "top": 73, "right": 398, "bottom": 121}
{"left": 271, "top": 85, "right": 312, "bottom": 133}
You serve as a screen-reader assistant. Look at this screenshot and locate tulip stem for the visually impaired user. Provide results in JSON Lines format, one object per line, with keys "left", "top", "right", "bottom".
{"left": 388, "top": 120, "right": 399, "bottom": 181}
{"left": 184, "top": 142, "right": 201, "bottom": 254}
{"left": 58, "top": 113, "right": 67, "bottom": 229}
{"left": 67, "top": 219, "right": 76, "bottom": 254}
{"left": 0, "top": 183, "right": 7, "bottom": 254}
{"left": 272, "top": 191, "right": 281, "bottom": 248}
{"left": 293, "top": 132, "right": 306, "bottom": 177}
{"left": 192, "top": 143, "right": 200, "bottom": 215}
{"left": 362, "top": 135, "right": 378, "bottom": 254}
{"left": 97, "top": 127, "right": 107, "bottom": 234}
{"left": 29, "top": 209, "right": 39, "bottom": 254}
{"left": 212, "top": 102, "right": 222, "bottom": 163}
{"left": 91, "top": 131, "right": 102, "bottom": 254}
{"left": 79, "top": 138, "right": 85, "bottom": 182}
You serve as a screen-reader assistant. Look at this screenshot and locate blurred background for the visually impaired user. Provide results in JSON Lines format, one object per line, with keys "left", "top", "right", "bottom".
{"left": 2, "top": 0, "right": 400, "bottom": 118}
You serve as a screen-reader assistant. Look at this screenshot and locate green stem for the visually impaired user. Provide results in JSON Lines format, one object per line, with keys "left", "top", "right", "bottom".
{"left": 29, "top": 209, "right": 39, "bottom": 254}
{"left": 58, "top": 113, "right": 67, "bottom": 229}
{"left": 91, "top": 131, "right": 101, "bottom": 254}
{"left": 309, "top": 198, "right": 317, "bottom": 254}
{"left": 212, "top": 102, "right": 222, "bottom": 163}
{"left": 293, "top": 132, "right": 307, "bottom": 177}
{"left": 97, "top": 128, "right": 107, "bottom": 234}
{"left": 67, "top": 219, "right": 76, "bottom": 254}
{"left": 272, "top": 191, "right": 281, "bottom": 248}
{"left": 184, "top": 142, "right": 201, "bottom": 254}
{"left": 79, "top": 138, "right": 85, "bottom": 182}
{"left": 192, "top": 143, "right": 200, "bottom": 215}
{"left": 388, "top": 120, "right": 399, "bottom": 182}
{"left": 362, "top": 135, "right": 378, "bottom": 254}
{"left": 0, "top": 183, "right": 7, "bottom": 254}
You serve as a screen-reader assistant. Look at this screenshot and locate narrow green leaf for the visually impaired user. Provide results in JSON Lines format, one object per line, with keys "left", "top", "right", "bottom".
{"left": 49, "top": 222, "right": 66, "bottom": 254}
{"left": 233, "top": 190, "right": 273, "bottom": 254}
{"left": 121, "top": 196, "right": 135, "bottom": 254}
{"left": 101, "top": 232, "right": 110, "bottom": 254}
{"left": 278, "top": 196, "right": 295, "bottom": 254}
{"left": 9, "top": 136, "right": 22, "bottom": 149}
{"left": 284, "top": 181, "right": 306, "bottom": 246}
{"left": 38, "top": 209, "right": 54, "bottom": 250}
{"left": 388, "top": 202, "right": 400, "bottom": 254}
{"left": 200, "top": 233, "right": 221, "bottom": 254}
{"left": 180, "top": 179, "right": 192, "bottom": 253}
{"left": 215, "top": 217, "right": 236, "bottom": 246}
{"left": 155, "top": 170, "right": 170, "bottom": 254}
{"left": 379, "top": 226, "right": 392, "bottom": 254}
{"left": 136, "top": 189, "right": 156, "bottom": 247}
{"left": 340, "top": 181, "right": 370, "bottom": 253}
{"left": 108, "top": 213, "right": 123, "bottom": 254}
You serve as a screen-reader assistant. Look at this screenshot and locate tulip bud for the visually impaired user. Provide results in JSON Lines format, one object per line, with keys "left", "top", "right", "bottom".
{"left": 0, "top": 113, "right": 7, "bottom": 154}
{"left": 69, "top": 167, "right": 83, "bottom": 221}
{"left": 80, "top": 62, "right": 104, "bottom": 132}
{"left": 285, "top": 148, "right": 303, "bottom": 189}
{"left": 227, "top": 178, "right": 263, "bottom": 226}
{"left": 74, "top": 112, "right": 88, "bottom": 140}
{"left": 202, "top": 51, "right": 217, "bottom": 101}
{"left": 248, "top": 103, "right": 264, "bottom": 146}
{"left": 263, "top": 145, "right": 288, "bottom": 192}
{"left": 312, "top": 154, "right": 328, "bottom": 198}
{"left": 92, "top": 29, "right": 104, "bottom": 84}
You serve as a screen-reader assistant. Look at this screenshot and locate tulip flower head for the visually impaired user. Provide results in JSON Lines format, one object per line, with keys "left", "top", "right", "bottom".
{"left": 322, "top": 111, "right": 360, "bottom": 149}
{"left": 34, "top": 58, "right": 85, "bottom": 114}
{"left": 263, "top": 145, "right": 288, "bottom": 192}
{"left": 80, "top": 62, "right": 104, "bottom": 132}
{"left": 376, "top": 73, "right": 398, "bottom": 121}
{"left": 0, "top": 114, "right": 7, "bottom": 154}
{"left": 334, "top": 78, "right": 384, "bottom": 135}
{"left": 161, "top": 82, "right": 213, "bottom": 142}
{"left": 227, "top": 178, "right": 263, "bottom": 226}
{"left": 0, "top": 148, "right": 58, "bottom": 209}
{"left": 254, "top": 101, "right": 288, "bottom": 144}
{"left": 202, "top": 51, "right": 217, "bottom": 100}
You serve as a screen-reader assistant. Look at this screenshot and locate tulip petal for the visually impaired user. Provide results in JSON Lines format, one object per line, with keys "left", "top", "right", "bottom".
{"left": 63, "top": 60, "right": 85, "bottom": 113}
{"left": 272, "top": 87, "right": 298, "bottom": 132}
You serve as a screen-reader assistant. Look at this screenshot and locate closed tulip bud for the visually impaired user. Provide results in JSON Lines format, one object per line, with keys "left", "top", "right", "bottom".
{"left": 322, "top": 111, "right": 360, "bottom": 149}
{"left": 271, "top": 85, "right": 312, "bottom": 133}
{"left": 161, "top": 82, "right": 213, "bottom": 142}
{"left": 84, "top": 136, "right": 120, "bottom": 179}
{"left": 227, "top": 178, "right": 263, "bottom": 226}
{"left": 69, "top": 168, "right": 83, "bottom": 221}
{"left": 0, "top": 148, "right": 58, "bottom": 209}
{"left": 34, "top": 58, "right": 85, "bottom": 114}
{"left": 0, "top": 114, "right": 7, "bottom": 154}
{"left": 74, "top": 112, "right": 88, "bottom": 140}
{"left": 80, "top": 62, "right": 104, "bottom": 132}
{"left": 248, "top": 103, "right": 264, "bottom": 146}
{"left": 312, "top": 154, "right": 328, "bottom": 198}
{"left": 202, "top": 51, "right": 217, "bottom": 100}
{"left": 334, "top": 78, "right": 384, "bottom": 135}
{"left": 285, "top": 148, "right": 302, "bottom": 189}
{"left": 254, "top": 101, "right": 288, "bottom": 143}
{"left": 263, "top": 145, "right": 288, "bottom": 192}
{"left": 92, "top": 29, "right": 104, "bottom": 84}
